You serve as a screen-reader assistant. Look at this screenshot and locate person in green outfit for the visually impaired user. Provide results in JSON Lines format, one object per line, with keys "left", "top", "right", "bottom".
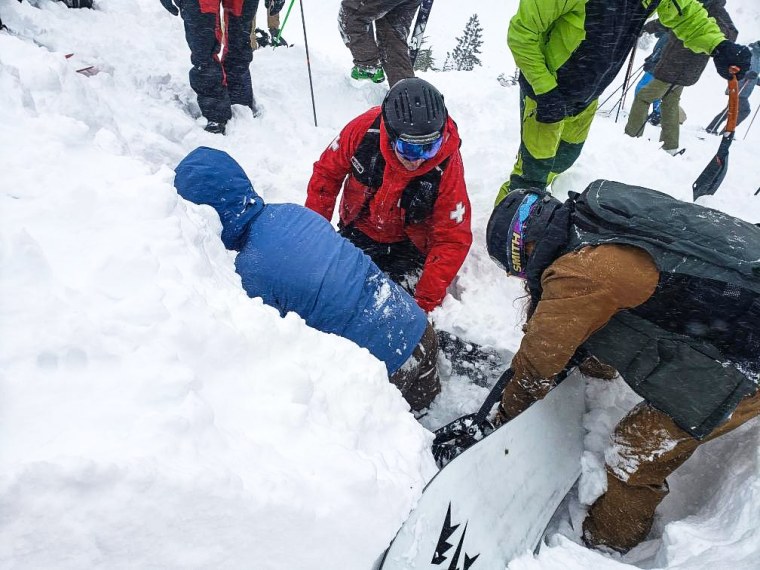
{"left": 496, "top": 0, "right": 751, "bottom": 204}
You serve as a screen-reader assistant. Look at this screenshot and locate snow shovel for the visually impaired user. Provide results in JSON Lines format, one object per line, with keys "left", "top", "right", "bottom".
{"left": 692, "top": 67, "right": 740, "bottom": 200}
{"left": 431, "top": 369, "right": 511, "bottom": 467}
{"left": 432, "top": 360, "right": 581, "bottom": 468}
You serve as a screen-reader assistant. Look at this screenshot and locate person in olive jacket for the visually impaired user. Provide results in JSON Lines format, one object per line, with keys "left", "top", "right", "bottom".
{"left": 625, "top": 0, "right": 738, "bottom": 154}
{"left": 496, "top": 0, "right": 752, "bottom": 204}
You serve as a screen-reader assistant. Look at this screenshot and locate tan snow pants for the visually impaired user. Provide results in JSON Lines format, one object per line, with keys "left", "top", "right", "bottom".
{"left": 583, "top": 388, "right": 760, "bottom": 551}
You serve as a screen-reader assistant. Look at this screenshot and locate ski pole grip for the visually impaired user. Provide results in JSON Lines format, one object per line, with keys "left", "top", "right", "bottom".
{"left": 726, "top": 67, "right": 740, "bottom": 133}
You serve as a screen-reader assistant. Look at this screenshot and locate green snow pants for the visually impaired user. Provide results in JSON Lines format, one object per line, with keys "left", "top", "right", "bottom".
{"left": 625, "top": 78, "right": 684, "bottom": 151}
{"left": 496, "top": 91, "right": 597, "bottom": 205}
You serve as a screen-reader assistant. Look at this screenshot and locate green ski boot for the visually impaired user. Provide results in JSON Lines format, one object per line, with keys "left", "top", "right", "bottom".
{"left": 350, "top": 65, "right": 385, "bottom": 84}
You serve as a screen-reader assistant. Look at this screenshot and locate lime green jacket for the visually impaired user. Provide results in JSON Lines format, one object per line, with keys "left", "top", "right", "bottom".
{"left": 508, "top": 0, "right": 726, "bottom": 105}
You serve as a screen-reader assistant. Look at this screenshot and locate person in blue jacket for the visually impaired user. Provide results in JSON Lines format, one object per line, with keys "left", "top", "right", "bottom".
{"left": 174, "top": 146, "right": 440, "bottom": 411}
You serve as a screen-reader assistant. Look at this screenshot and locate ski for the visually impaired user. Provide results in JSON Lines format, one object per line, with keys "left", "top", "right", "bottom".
{"left": 409, "top": 0, "right": 434, "bottom": 66}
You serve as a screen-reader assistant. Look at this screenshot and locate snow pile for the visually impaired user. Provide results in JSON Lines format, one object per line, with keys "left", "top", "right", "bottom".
{"left": 1, "top": 0, "right": 759, "bottom": 569}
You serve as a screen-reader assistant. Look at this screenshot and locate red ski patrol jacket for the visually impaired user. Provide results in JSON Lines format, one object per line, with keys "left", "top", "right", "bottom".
{"left": 306, "top": 107, "right": 472, "bottom": 313}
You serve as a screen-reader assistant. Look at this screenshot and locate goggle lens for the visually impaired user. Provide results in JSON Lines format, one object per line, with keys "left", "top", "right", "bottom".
{"left": 394, "top": 135, "right": 443, "bottom": 161}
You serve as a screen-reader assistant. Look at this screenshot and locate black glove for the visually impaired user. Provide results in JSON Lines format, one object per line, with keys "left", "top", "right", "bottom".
{"left": 534, "top": 87, "right": 567, "bottom": 124}
{"left": 267, "top": 0, "right": 287, "bottom": 14}
{"left": 712, "top": 40, "right": 751, "bottom": 80}
{"left": 159, "top": 0, "right": 179, "bottom": 16}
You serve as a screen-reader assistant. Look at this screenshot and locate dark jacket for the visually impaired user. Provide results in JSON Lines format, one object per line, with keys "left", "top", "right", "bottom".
{"left": 174, "top": 147, "right": 428, "bottom": 375}
{"left": 648, "top": 0, "right": 738, "bottom": 86}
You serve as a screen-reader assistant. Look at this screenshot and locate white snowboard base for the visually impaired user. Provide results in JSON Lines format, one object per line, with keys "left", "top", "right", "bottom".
{"left": 379, "top": 372, "right": 586, "bottom": 570}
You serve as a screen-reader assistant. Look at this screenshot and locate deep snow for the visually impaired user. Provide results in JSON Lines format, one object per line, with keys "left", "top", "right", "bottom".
{"left": 1, "top": 0, "right": 759, "bottom": 568}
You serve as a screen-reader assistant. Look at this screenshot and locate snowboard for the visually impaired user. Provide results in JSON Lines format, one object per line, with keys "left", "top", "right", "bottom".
{"left": 377, "top": 371, "right": 586, "bottom": 570}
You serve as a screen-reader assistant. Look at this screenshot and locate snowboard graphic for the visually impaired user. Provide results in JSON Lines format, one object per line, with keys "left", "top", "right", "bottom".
{"left": 378, "top": 372, "right": 585, "bottom": 569}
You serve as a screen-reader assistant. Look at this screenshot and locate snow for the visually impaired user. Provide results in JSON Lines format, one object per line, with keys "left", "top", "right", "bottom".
{"left": 1, "top": 0, "right": 759, "bottom": 569}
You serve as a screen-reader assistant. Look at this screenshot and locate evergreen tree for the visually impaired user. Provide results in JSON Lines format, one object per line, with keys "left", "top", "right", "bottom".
{"left": 451, "top": 14, "right": 484, "bottom": 71}
{"left": 413, "top": 36, "right": 437, "bottom": 72}
{"left": 442, "top": 52, "right": 455, "bottom": 72}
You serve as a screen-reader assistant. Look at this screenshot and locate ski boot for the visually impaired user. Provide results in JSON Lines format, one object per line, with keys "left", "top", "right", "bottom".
{"left": 268, "top": 28, "right": 290, "bottom": 47}
{"left": 350, "top": 65, "right": 385, "bottom": 84}
{"left": 204, "top": 120, "right": 227, "bottom": 135}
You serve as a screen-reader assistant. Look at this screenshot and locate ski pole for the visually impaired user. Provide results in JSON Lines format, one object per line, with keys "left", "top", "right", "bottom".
{"left": 615, "top": 48, "right": 637, "bottom": 123}
{"left": 299, "top": 0, "right": 318, "bottom": 127}
{"left": 598, "top": 64, "right": 645, "bottom": 112}
{"left": 272, "top": 0, "right": 296, "bottom": 48}
{"left": 743, "top": 104, "right": 759, "bottom": 140}
{"left": 755, "top": 187, "right": 760, "bottom": 196}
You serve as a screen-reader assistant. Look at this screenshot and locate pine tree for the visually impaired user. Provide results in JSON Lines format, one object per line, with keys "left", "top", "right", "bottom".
{"left": 442, "top": 52, "right": 455, "bottom": 72}
{"left": 413, "top": 36, "right": 437, "bottom": 72}
{"left": 451, "top": 14, "right": 484, "bottom": 71}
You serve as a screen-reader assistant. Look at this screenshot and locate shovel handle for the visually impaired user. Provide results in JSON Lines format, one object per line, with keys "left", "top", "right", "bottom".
{"left": 726, "top": 66, "right": 740, "bottom": 134}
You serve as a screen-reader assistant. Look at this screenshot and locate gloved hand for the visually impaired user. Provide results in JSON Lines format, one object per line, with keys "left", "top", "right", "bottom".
{"left": 159, "top": 0, "right": 179, "bottom": 16}
{"left": 712, "top": 40, "right": 751, "bottom": 80}
{"left": 534, "top": 87, "right": 567, "bottom": 124}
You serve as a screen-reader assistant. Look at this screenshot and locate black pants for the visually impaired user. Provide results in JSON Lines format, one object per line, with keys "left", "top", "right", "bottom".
{"left": 179, "top": 0, "right": 258, "bottom": 122}
{"left": 339, "top": 225, "right": 426, "bottom": 295}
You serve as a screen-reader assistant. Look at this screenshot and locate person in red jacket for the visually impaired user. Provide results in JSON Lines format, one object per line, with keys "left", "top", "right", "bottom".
{"left": 306, "top": 78, "right": 472, "bottom": 313}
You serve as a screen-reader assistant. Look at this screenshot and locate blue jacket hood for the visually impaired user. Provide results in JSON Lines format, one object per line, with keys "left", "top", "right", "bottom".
{"left": 174, "top": 147, "right": 265, "bottom": 251}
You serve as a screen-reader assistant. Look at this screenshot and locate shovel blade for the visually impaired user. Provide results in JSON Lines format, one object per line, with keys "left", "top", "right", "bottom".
{"left": 693, "top": 135, "right": 732, "bottom": 200}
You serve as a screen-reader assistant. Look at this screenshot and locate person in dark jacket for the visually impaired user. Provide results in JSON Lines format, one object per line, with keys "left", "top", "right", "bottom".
{"left": 706, "top": 40, "right": 760, "bottom": 134}
{"left": 496, "top": 0, "right": 752, "bottom": 203}
{"left": 486, "top": 182, "right": 760, "bottom": 552}
{"left": 625, "top": 0, "right": 738, "bottom": 154}
{"left": 160, "top": 0, "right": 258, "bottom": 135}
{"left": 338, "top": 0, "right": 421, "bottom": 85}
{"left": 174, "top": 146, "right": 441, "bottom": 412}
{"left": 306, "top": 78, "right": 472, "bottom": 313}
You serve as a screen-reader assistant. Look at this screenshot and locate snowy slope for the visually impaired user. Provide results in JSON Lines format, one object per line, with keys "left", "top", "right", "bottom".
{"left": 0, "top": 0, "right": 759, "bottom": 569}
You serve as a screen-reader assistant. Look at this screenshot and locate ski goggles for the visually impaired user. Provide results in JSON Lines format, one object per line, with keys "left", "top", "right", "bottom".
{"left": 506, "top": 193, "right": 540, "bottom": 278}
{"left": 394, "top": 134, "right": 443, "bottom": 161}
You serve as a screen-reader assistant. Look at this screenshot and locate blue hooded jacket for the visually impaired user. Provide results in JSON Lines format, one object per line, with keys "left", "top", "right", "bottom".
{"left": 174, "top": 147, "right": 428, "bottom": 375}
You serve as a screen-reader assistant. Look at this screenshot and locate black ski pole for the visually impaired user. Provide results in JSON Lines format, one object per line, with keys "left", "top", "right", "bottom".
{"left": 615, "top": 47, "right": 637, "bottom": 123}
{"left": 743, "top": 104, "right": 759, "bottom": 140}
{"left": 598, "top": 64, "right": 644, "bottom": 112}
{"left": 409, "top": 0, "right": 434, "bottom": 66}
{"left": 754, "top": 187, "right": 760, "bottom": 196}
{"left": 299, "top": 0, "right": 318, "bottom": 127}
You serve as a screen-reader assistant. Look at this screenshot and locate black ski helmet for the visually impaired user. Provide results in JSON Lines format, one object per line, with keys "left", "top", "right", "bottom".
{"left": 381, "top": 78, "right": 447, "bottom": 144}
{"left": 486, "top": 189, "right": 562, "bottom": 277}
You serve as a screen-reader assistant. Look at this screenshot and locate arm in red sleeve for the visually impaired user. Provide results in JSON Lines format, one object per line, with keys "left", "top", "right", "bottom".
{"left": 413, "top": 153, "right": 473, "bottom": 312}
{"left": 305, "top": 110, "right": 378, "bottom": 221}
